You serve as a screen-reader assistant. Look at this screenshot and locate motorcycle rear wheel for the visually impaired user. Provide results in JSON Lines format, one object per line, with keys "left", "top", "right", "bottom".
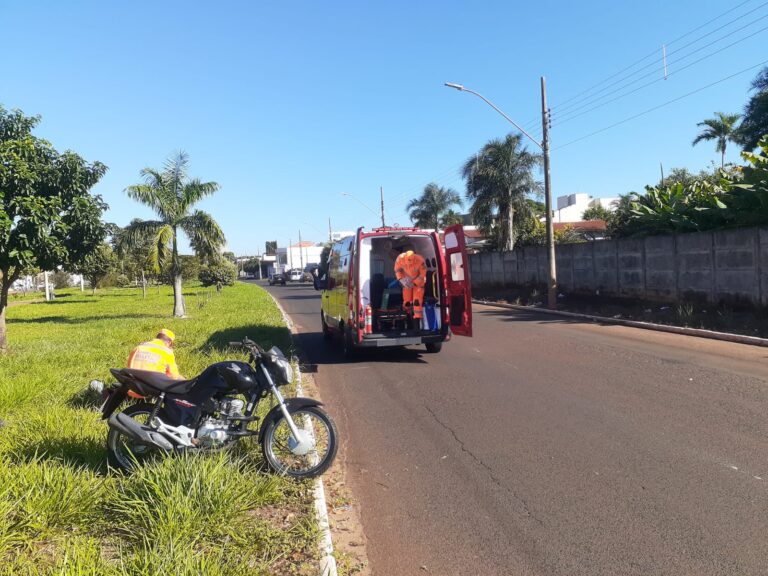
{"left": 261, "top": 406, "right": 338, "bottom": 479}
{"left": 107, "top": 402, "right": 165, "bottom": 471}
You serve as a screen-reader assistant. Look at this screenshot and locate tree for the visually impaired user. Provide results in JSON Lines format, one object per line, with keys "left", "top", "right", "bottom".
{"left": 606, "top": 194, "right": 637, "bottom": 238}
{"left": 462, "top": 133, "right": 542, "bottom": 251}
{"left": 124, "top": 152, "right": 225, "bottom": 317}
{"left": 737, "top": 67, "right": 768, "bottom": 151}
{"left": 52, "top": 270, "right": 72, "bottom": 289}
{"left": 199, "top": 258, "right": 237, "bottom": 292}
{"left": 113, "top": 218, "right": 155, "bottom": 296}
{"left": 221, "top": 251, "right": 236, "bottom": 263}
{"left": 0, "top": 107, "right": 108, "bottom": 350}
{"left": 78, "top": 244, "right": 117, "bottom": 295}
{"left": 692, "top": 112, "right": 741, "bottom": 168}
{"left": 265, "top": 241, "right": 277, "bottom": 255}
{"left": 406, "top": 183, "right": 463, "bottom": 230}
{"left": 159, "top": 255, "right": 203, "bottom": 286}
{"left": 318, "top": 243, "right": 332, "bottom": 275}
{"left": 242, "top": 257, "right": 261, "bottom": 276}
{"left": 582, "top": 204, "right": 611, "bottom": 221}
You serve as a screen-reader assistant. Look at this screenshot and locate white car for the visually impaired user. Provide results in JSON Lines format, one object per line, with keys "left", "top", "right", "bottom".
{"left": 288, "top": 269, "right": 303, "bottom": 282}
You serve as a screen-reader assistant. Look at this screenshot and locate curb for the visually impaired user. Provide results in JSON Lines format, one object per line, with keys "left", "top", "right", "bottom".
{"left": 473, "top": 299, "right": 768, "bottom": 348}
{"left": 269, "top": 293, "right": 338, "bottom": 576}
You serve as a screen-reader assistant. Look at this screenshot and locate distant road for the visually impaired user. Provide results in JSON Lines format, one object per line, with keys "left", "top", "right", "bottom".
{"left": 257, "top": 280, "right": 768, "bottom": 576}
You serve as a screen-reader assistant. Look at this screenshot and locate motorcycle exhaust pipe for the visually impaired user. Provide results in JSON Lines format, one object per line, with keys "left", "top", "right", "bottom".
{"left": 108, "top": 412, "right": 174, "bottom": 451}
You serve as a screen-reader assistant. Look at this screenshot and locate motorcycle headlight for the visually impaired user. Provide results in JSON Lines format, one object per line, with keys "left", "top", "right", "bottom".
{"left": 267, "top": 346, "right": 294, "bottom": 385}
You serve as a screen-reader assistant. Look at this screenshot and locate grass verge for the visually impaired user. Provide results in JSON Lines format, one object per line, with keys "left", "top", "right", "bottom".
{"left": 0, "top": 282, "right": 319, "bottom": 575}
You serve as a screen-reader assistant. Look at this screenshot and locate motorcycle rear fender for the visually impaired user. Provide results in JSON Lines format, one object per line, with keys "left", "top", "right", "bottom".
{"left": 101, "top": 383, "right": 129, "bottom": 420}
{"left": 258, "top": 397, "right": 324, "bottom": 443}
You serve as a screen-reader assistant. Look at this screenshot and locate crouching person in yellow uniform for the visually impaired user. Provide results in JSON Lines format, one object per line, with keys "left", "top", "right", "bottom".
{"left": 126, "top": 328, "right": 183, "bottom": 398}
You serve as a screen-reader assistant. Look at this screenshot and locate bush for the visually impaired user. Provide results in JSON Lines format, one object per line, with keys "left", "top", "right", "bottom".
{"left": 52, "top": 270, "right": 71, "bottom": 289}
{"left": 199, "top": 259, "right": 237, "bottom": 291}
{"left": 115, "top": 274, "right": 131, "bottom": 288}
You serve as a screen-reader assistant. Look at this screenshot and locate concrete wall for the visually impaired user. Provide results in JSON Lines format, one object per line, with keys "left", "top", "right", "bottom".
{"left": 469, "top": 226, "right": 768, "bottom": 307}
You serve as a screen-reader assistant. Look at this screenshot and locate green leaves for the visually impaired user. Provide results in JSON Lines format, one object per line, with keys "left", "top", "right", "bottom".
{"left": 462, "top": 133, "right": 543, "bottom": 251}
{"left": 0, "top": 106, "right": 108, "bottom": 283}
{"left": 406, "top": 183, "right": 463, "bottom": 230}
{"left": 124, "top": 152, "right": 225, "bottom": 271}
{"left": 614, "top": 140, "right": 768, "bottom": 237}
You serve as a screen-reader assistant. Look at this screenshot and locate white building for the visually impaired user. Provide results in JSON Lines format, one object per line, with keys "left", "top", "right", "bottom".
{"left": 553, "top": 193, "right": 619, "bottom": 223}
{"left": 276, "top": 241, "right": 325, "bottom": 271}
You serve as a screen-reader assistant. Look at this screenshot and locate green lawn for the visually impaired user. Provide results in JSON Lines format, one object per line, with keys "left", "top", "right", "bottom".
{"left": 0, "top": 282, "right": 318, "bottom": 575}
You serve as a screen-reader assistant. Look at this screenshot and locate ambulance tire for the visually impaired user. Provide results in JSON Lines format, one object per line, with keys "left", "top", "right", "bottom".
{"left": 321, "top": 312, "right": 333, "bottom": 341}
{"left": 342, "top": 326, "right": 357, "bottom": 360}
{"left": 425, "top": 342, "right": 443, "bottom": 354}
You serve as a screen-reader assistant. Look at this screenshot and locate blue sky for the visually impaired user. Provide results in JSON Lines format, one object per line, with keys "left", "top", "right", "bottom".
{"left": 2, "top": 0, "right": 766, "bottom": 255}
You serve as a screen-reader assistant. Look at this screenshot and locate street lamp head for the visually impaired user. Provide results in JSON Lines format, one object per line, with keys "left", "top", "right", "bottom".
{"left": 444, "top": 82, "right": 465, "bottom": 91}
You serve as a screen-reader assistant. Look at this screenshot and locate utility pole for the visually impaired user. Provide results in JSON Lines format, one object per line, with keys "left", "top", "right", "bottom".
{"left": 298, "top": 230, "right": 304, "bottom": 270}
{"left": 444, "top": 78, "right": 557, "bottom": 308}
{"left": 328, "top": 217, "right": 332, "bottom": 243}
{"left": 541, "top": 76, "right": 557, "bottom": 310}
{"left": 380, "top": 186, "right": 386, "bottom": 227}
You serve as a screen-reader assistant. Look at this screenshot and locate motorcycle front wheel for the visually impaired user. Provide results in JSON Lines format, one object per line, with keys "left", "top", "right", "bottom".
{"left": 261, "top": 406, "right": 338, "bottom": 479}
{"left": 107, "top": 402, "right": 165, "bottom": 471}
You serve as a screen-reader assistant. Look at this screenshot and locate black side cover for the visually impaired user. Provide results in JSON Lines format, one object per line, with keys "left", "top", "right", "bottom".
{"left": 101, "top": 384, "right": 129, "bottom": 420}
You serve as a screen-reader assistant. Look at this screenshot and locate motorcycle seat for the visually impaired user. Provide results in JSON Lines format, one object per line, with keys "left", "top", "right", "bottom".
{"left": 117, "top": 368, "right": 197, "bottom": 395}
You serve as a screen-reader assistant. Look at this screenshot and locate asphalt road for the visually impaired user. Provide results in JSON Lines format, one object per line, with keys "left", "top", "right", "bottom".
{"left": 257, "top": 280, "right": 768, "bottom": 576}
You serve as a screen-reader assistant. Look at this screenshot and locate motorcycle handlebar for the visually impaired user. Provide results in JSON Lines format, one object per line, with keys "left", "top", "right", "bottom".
{"left": 228, "top": 338, "right": 264, "bottom": 354}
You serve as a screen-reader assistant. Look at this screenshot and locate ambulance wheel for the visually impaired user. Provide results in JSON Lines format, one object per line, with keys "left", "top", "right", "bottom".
{"left": 343, "top": 327, "right": 357, "bottom": 360}
{"left": 321, "top": 313, "right": 333, "bottom": 341}
{"left": 425, "top": 342, "right": 443, "bottom": 354}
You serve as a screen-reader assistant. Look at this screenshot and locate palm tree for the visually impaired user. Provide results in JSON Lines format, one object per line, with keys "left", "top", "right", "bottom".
{"left": 124, "top": 151, "right": 225, "bottom": 317}
{"left": 692, "top": 112, "right": 741, "bottom": 168}
{"left": 406, "top": 183, "right": 463, "bottom": 230}
{"left": 736, "top": 66, "right": 768, "bottom": 151}
{"left": 462, "top": 133, "right": 542, "bottom": 251}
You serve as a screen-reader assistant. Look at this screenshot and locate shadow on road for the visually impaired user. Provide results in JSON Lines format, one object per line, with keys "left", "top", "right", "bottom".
{"left": 477, "top": 307, "right": 605, "bottom": 326}
{"left": 293, "top": 329, "right": 428, "bottom": 368}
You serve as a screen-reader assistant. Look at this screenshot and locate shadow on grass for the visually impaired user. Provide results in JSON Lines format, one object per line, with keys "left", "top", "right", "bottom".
{"left": 202, "top": 325, "right": 293, "bottom": 355}
{"left": 9, "top": 436, "right": 107, "bottom": 473}
{"left": 67, "top": 388, "right": 105, "bottom": 410}
{"left": 10, "top": 313, "right": 165, "bottom": 325}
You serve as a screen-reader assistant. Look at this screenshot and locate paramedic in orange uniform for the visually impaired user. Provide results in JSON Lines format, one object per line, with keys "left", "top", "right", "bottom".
{"left": 126, "top": 328, "right": 183, "bottom": 398}
{"left": 394, "top": 249, "right": 427, "bottom": 319}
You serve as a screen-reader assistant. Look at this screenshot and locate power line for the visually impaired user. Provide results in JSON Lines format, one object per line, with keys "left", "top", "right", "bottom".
{"left": 552, "top": 20, "right": 768, "bottom": 127}
{"left": 552, "top": 0, "right": 762, "bottom": 112}
{"left": 554, "top": 58, "right": 768, "bottom": 151}
{"left": 553, "top": 8, "right": 768, "bottom": 122}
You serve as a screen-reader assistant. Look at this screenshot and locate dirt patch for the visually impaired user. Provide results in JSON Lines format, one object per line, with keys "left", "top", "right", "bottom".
{"left": 8, "top": 298, "right": 44, "bottom": 307}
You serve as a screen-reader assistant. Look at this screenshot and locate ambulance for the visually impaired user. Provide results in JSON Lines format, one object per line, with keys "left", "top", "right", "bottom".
{"left": 314, "top": 225, "right": 473, "bottom": 357}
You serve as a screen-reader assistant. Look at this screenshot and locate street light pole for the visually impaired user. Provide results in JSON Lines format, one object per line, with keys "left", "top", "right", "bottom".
{"left": 445, "top": 79, "right": 557, "bottom": 309}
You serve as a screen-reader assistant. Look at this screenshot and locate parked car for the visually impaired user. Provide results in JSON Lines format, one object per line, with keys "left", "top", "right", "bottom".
{"left": 313, "top": 224, "right": 472, "bottom": 358}
{"left": 268, "top": 272, "right": 286, "bottom": 286}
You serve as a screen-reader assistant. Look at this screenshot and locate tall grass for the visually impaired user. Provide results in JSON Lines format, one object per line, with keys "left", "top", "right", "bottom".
{"left": 0, "top": 283, "right": 318, "bottom": 574}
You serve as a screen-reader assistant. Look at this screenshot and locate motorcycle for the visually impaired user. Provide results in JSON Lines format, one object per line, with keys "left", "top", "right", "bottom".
{"left": 101, "top": 338, "right": 338, "bottom": 479}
